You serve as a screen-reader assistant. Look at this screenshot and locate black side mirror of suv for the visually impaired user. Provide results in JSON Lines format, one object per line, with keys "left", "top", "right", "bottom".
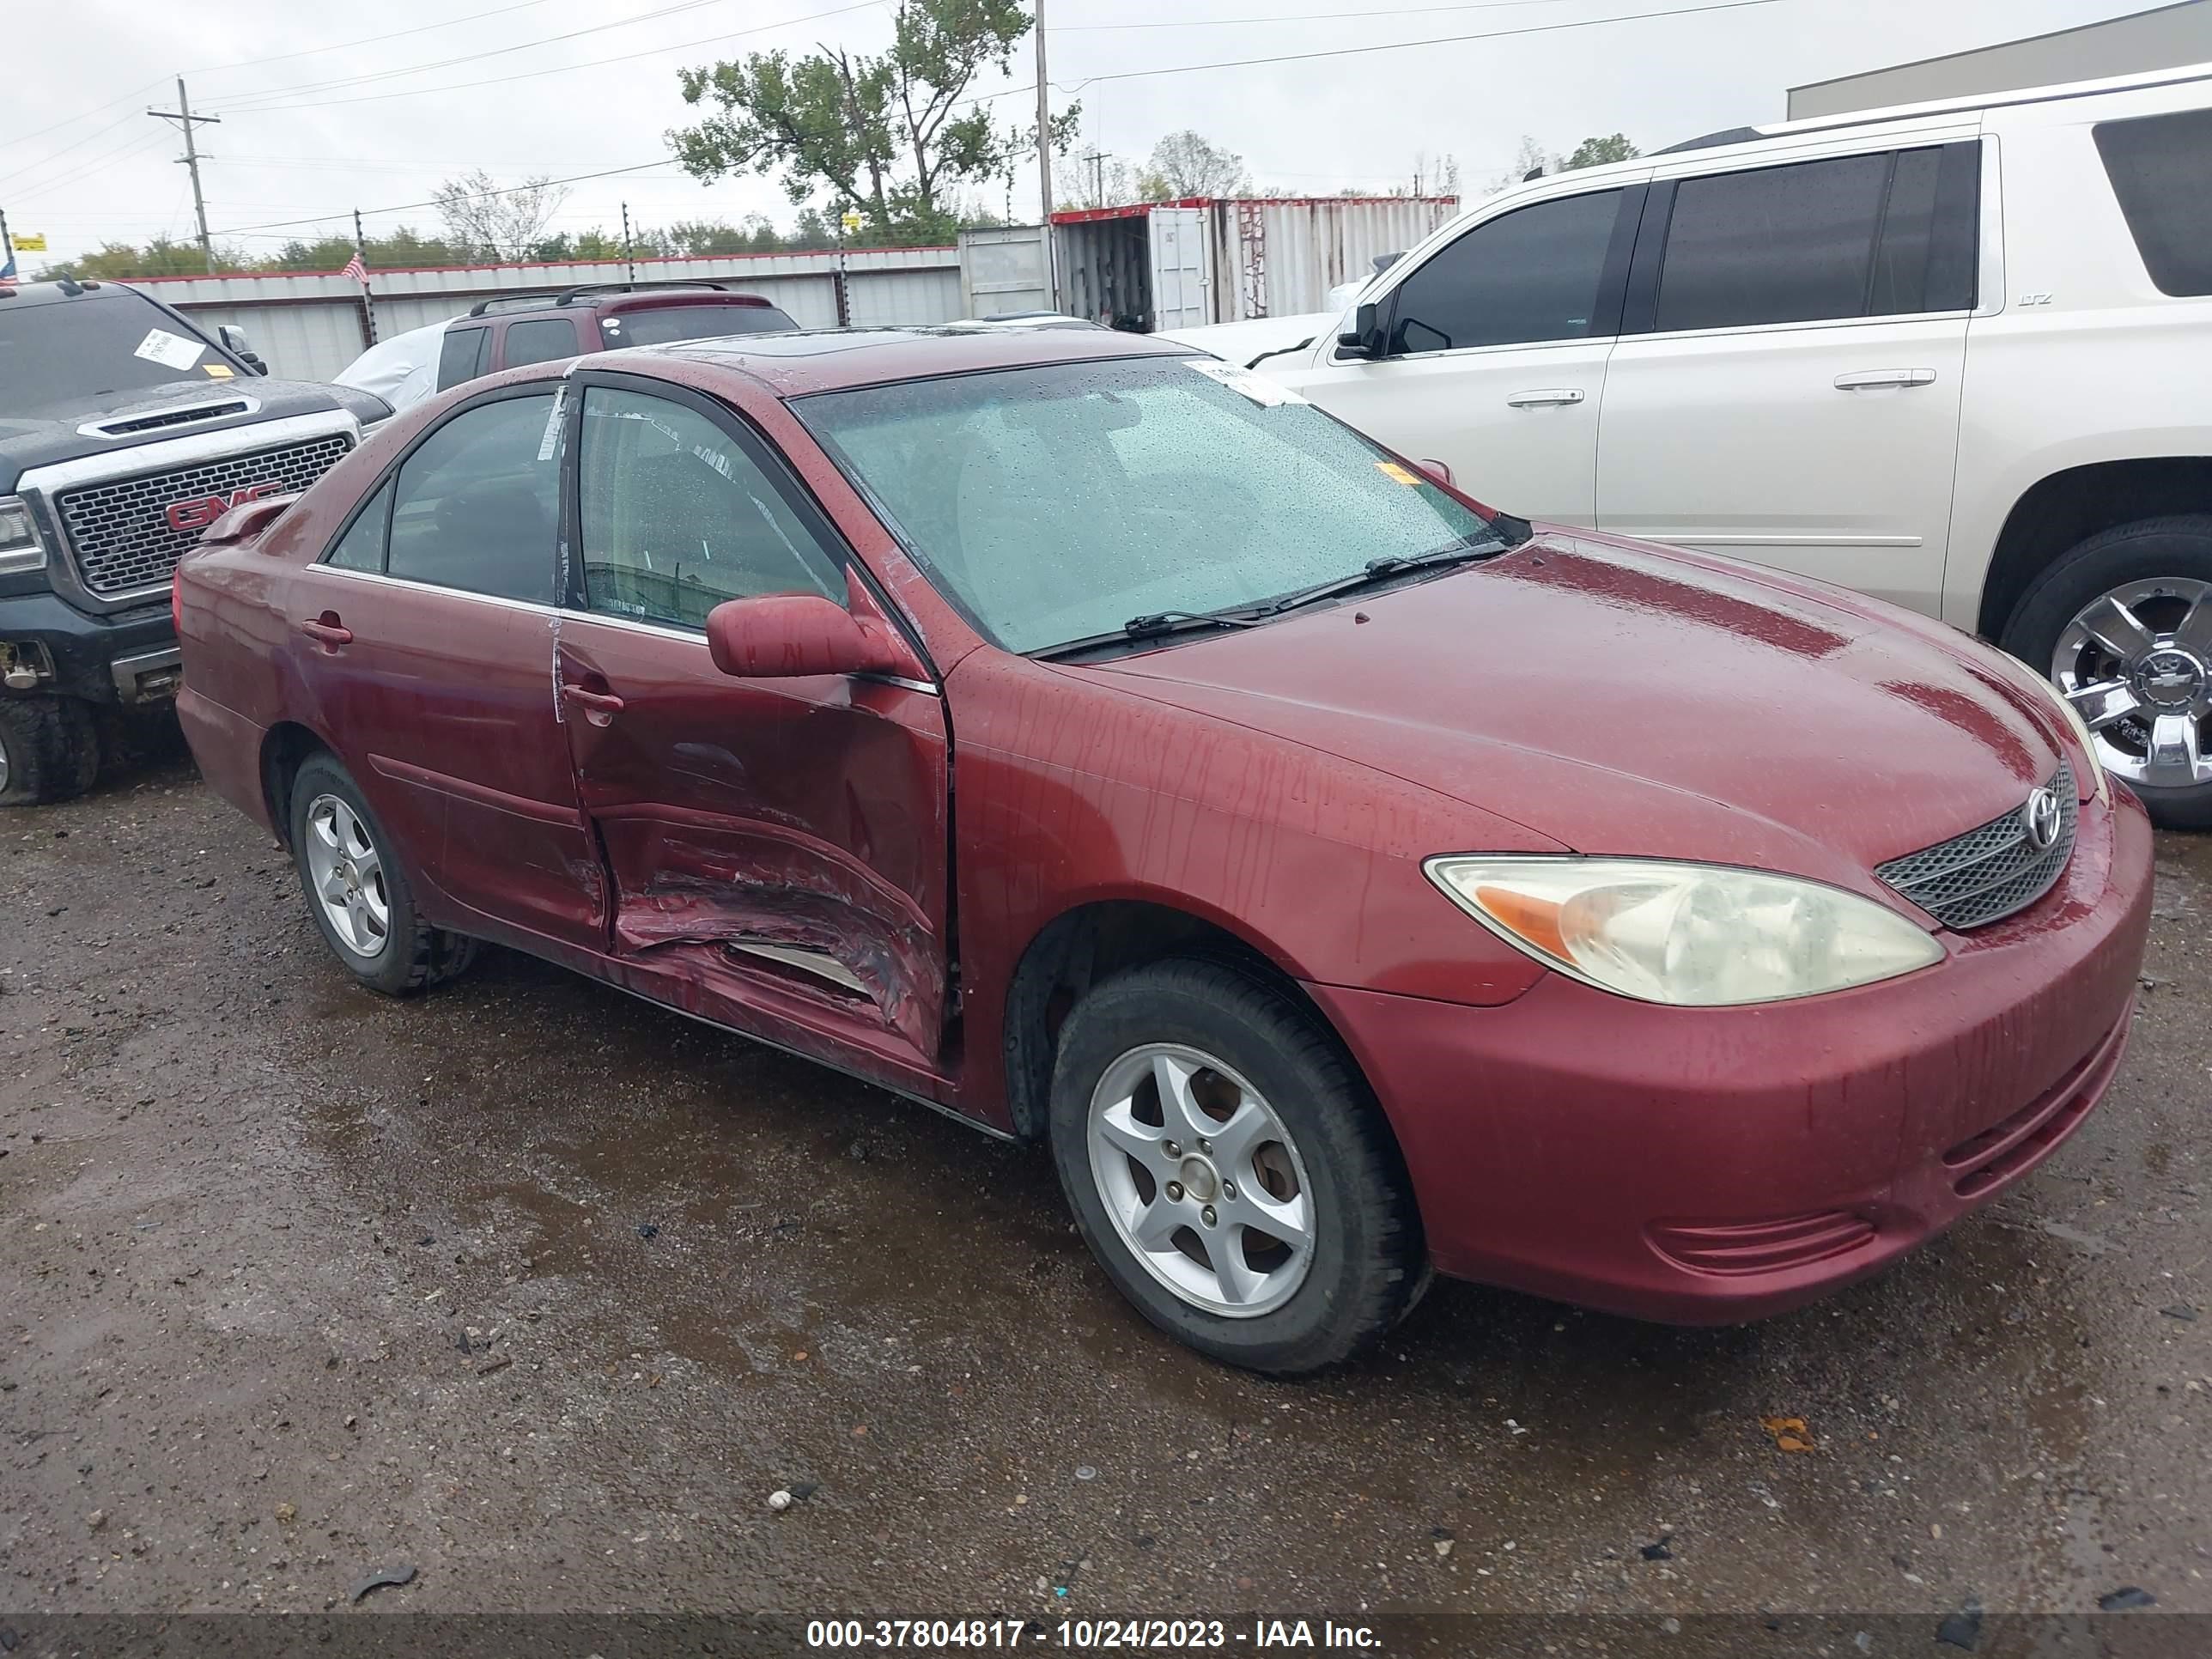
{"left": 1337, "top": 301, "right": 1385, "bottom": 359}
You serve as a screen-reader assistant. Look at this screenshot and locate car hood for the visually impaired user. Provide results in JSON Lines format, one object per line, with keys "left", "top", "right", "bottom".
{"left": 1156, "top": 311, "right": 1338, "bottom": 370}
{"left": 1073, "top": 531, "right": 2067, "bottom": 899}
{"left": 0, "top": 377, "right": 363, "bottom": 494}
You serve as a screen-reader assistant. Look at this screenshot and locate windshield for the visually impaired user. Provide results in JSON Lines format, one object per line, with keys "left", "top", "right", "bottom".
{"left": 797, "top": 355, "right": 1495, "bottom": 653}
{"left": 603, "top": 303, "right": 798, "bottom": 348}
{"left": 0, "top": 295, "right": 235, "bottom": 414}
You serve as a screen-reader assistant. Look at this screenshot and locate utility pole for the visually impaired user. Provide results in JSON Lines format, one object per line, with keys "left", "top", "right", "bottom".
{"left": 1034, "top": 0, "right": 1057, "bottom": 310}
{"left": 1081, "top": 148, "right": 1107, "bottom": 207}
{"left": 621, "top": 201, "right": 635, "bottom": 284}
{"left": 353, "top": 208, "right": 378, "bottom": 345}
{"left": 149, "top": 77, "right": 219, "bottom": 273}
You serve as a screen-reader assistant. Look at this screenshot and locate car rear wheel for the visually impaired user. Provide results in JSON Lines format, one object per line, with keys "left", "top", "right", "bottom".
{"left": 1048, "top": 957, "right": 1424, "bottom": 1374}
{"left": 2002, "top": 515, "right": 2212, "bottom": 829}
{"left": 0, "top": 696, "right": 100, "bottom": 807}
{"left": 287, "top": 752, "right": 478, "bottom": 995}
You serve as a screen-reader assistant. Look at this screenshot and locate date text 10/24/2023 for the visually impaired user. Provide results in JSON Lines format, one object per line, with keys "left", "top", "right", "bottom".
{"left": 803, "top": 1620, "right": 1383, "bottom": 1650}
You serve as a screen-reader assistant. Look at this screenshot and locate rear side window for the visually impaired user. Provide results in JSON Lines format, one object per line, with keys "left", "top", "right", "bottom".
{"left": 501, "top": 318, "right": 580, "bottom": 368}
{"left": 1386, "top": 189, "right": 1624, "bottom": 353}
{"left": 575, "top": 386, "right": 844, "bottom": 631}
{"left": 2095, "top": 108, "right": 2212, "bottom": 296}
{"left": 386, "top": 394, "right": 559, "bottom": 603}
{"left": 435, "top": 325, "right": 489, "bottom": 391}
{"left": 324, "top": 482, "right": 392, "bottom": 572}
{"left": 599, "top": 304, "right": 798, "bottom": 348}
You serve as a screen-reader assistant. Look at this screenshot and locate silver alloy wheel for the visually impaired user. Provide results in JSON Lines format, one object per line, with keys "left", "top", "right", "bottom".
{"left": 2053, "top": 577, "right": 2212, "bottom": 790}
{"left": 1086, "top": 1042, "right": 1316, "bottom": 1318}
{"left": 303, "top": 793, "right": 391, "bottom": 959}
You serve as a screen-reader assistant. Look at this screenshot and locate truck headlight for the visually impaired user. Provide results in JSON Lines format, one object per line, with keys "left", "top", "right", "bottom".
{"left": 1425, "top": 856, "right": 1945, "bottom": 1006}
{"left": 0, "top": 496, "right": 47, "bottom": 575}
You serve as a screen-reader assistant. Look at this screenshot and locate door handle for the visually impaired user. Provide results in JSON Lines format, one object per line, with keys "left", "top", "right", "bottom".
{"left": 561, "top": 683, "right": 624, "bottom": 725}
{"left": 1833, "top": 368, "right": 1936, "bottom": 390}
{"left": 299, "top": 615, "right": 352, "bottom": 650}
{"left": 1505, "top": 388, "right": 1585, "bottom": 407}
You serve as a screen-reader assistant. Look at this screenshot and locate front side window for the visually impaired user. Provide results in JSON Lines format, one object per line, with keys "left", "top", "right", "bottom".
{"left": 2095, "top": 108, "right": 2212, "bottom": 297}
{"left": 799, "top": 356, "right": 1494, "bottom": 654}
{"left": 1386, "top": 189, "right": 1624, "bottom": 354}
{"left": 434, "top": 326, "right": 489, "bottom": 391}
{"left": 576, "top": 387, "right": 843, "bottom": 630}
{"left": 386, "top": 394, "right": 558, "bottom": 603}
{"left": 501, "top": 318, "right": 580, "bottom": 368}
{"left": 1656, "top": 154, "right": 1891, "bottom": 331}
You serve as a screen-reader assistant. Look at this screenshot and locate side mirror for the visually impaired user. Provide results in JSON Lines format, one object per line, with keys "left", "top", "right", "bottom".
{"left": 1416, "top": 459, "right": 1453, "bottom": 487}
{"left": 1336, "top": 301, "right": 1384, "bottom": 359}
{"left": 216, "top": 325, "right": 268, "bottom": 374}
{"left": 705, "top": 591, "right": 915, "bottom": 681}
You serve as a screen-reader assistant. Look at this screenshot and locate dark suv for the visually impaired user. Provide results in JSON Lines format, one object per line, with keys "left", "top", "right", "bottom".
{"left": 434, "top": 282, "right": 799, "bottom": 393}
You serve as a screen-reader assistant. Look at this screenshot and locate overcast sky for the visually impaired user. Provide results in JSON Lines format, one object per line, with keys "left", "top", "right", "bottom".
{"left": 0, "top": 0, "right": 2154, "bottom": 268}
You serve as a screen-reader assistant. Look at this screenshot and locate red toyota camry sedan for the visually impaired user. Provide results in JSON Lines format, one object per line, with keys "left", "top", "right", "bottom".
{"left": 173, "top": 327, "right": 2153, "bottom": 1373}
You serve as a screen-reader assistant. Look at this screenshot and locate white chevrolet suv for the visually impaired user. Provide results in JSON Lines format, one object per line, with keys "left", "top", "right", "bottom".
{"left": 1167, "top": 64, "right": 2212, "bottom": 826}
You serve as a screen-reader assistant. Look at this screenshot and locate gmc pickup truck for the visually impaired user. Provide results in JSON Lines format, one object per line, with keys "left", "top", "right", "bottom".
{"left": 0, "top": 276, "right": 388, "bottom": 804}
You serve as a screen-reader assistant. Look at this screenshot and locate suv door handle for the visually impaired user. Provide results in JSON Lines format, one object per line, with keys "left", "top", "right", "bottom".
{"left": 562, "top": 683, "right": 624, "bottom": 725}
{"left": 300, "top": 614, "right": 352, "bottom": 650}
{"left": 1833, "top": 368, "right": 1936, "bottom": 390}
{"left": 1505, "top": 388, "right": 1585, "bottom": 407}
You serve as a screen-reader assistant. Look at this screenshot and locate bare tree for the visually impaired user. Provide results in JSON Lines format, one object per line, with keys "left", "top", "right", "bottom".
{"left": 434, "top": 169, "right": 572, "bottom": 261}
{"left": 1137, "top": 131, "right": 1251, "bottom": 200}
{"left": 1486, "top": 136, "right": 1555, "bottom": 196}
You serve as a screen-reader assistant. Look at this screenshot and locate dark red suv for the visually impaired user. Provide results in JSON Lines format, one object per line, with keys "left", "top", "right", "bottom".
{"left": 173, "top": 326, "right": 2151, "bottom": 1373}
{"left": 432, "top": 281, "right": 798, "bottom": 394}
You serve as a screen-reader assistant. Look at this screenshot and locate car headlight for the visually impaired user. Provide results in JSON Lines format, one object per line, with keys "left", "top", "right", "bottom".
{"left": 1424, "top": 856, "right": 1945, "bottom": 1006}
{"left": 0, "top": 495, "right": 47, "bottom": 575}
{"left": 2027, "top": 670, "right": 2110, "bottom": 807}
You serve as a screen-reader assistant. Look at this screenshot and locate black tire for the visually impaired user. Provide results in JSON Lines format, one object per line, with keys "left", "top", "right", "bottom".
{"left": 1047, "top": 957, "right": 1425, "bottom": 1374}
{"left": 287, "top": 751, "right": 478, "bottom": 995}
{"left": 2001, "top": 514, "right": 2212, "bottom": 830}
{"left": 0, "top": 696, "right": 100, "bottom": 807}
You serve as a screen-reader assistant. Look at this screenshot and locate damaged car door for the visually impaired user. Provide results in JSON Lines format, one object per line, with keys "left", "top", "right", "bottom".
{"left": 553, "top": 376, "right": 953, "bottom": 1065}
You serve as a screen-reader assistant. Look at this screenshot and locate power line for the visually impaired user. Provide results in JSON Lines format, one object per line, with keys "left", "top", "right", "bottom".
{"left": 1057, "top": 0, "right": 1786, "bottom": 88}
{"left": 187, "top": 0, "right": 568, "bottom": 77}
{"left": 210, "top": 159, "right": 679, "bottom": 237}
{"left": 0, "top": 106, "right": 155, "bottom": 191}
{"left": 0, "top": 80, "right": 167, "bottom": 155}
{"left": 207, "top": 0, "right": 888, "bottom": 116}
{"left": 1054, "top": 0, "right": 1579, "bottom": 27}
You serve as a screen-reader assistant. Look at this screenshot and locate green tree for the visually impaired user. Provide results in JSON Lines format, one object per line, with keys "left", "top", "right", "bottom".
{"left": 670, "top": 0, "right": 1077, "bottom": 241}
{"left": 1562, "top": 133, "right": 1639, "bottom": 170}
{"left": 52, "top": 237, "right": 252, "bottom": 278}
{"left": 1134, "top": 131, "right": 1250, "bottom": 201}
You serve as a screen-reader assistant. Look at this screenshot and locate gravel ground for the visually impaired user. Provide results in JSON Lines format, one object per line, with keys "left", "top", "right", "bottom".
{"left": 2, "top": 733, "right": 2207, "bottom": 1625}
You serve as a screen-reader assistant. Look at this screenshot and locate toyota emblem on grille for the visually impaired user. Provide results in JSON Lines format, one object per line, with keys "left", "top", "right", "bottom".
{"left": 165, "top": 482, "right": 276, "bottom": 535}
{"left": 2022, "top": 786, "right": 2063, "bottom": 852}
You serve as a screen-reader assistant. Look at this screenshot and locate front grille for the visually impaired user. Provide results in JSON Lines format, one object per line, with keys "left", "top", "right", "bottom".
{"left": 55, "top": 433, "right": 353, "bottom": 597}
{"left": 1875, "top": 760, "right": 2077, "bottom": 930}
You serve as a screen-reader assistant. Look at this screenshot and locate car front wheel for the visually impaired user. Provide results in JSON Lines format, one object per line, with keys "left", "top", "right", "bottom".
{"left": 2002, "top": 514, "right": 2212, "bottom": 829}
{"left": 1048, "top": 957, "right": 1424, "bottom": 1374}
{"left": 287, "top": 752, "right": 477, "bottom": 994}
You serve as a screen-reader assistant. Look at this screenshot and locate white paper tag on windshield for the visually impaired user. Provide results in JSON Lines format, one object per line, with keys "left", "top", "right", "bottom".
{"left": 133, "top": 328, "right": 205, "bottom": 372}
{"left": 1182, "top": 358, "right": 1308, "bottom": 406}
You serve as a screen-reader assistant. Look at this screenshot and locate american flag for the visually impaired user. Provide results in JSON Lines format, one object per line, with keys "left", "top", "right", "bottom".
{"left": 341, "top": 251, "right": 368, "bottom": 284}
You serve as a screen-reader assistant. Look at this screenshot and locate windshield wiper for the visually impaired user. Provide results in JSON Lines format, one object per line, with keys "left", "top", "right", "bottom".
{"left": 1253, "top": 537, "right": 1506, "bottom": 619}
{"left": 1030, "top": 608, "right": 1264, "bottom": 661}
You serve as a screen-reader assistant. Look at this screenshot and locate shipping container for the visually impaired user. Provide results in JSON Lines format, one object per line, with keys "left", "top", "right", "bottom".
{"left": 1048, "top": 196, "right": 1458, "bottom": 331}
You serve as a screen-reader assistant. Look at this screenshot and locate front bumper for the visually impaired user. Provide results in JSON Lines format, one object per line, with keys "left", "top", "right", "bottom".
{"left": 0, "top": 590, "right": 179, "bottom": 705}
{"left": 1307, "top": 785, "right": 2155, "bottom": 1324}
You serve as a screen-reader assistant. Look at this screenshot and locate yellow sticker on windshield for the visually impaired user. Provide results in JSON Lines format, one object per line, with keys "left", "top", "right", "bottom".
{"left": 1376, "top": 461, "right": 1420, "bottom": 486}
{"left": 202, "top": 362, "right": 235, "bottom": 378}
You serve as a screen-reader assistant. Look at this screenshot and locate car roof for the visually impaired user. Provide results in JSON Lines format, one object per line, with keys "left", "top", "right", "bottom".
{"left": 631, "top": 325, "right": 1196, "bottom": 398}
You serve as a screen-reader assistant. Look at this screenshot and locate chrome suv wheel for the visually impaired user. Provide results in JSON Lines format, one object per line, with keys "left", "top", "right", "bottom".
{"left": 2052, "top": 577, "right": 2212, "bottom": 792}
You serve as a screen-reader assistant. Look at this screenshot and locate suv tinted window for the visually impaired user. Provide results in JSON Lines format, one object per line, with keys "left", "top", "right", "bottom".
{"left": 435, "top": 325, "right": 489, "bottom": 391}
{"left": 577, "top": 387, "right": 843, "bottom": 630}
{"left": 501, "top": 318, "right": 580, "bottom": 368}
{"left": 1656, "top": 154, "right": 1891, "bottom": 331}
{"left": 1387, "top": 189, "right": 1623, "bottom": 353}
{"left": 2095, "top": 108, "right": 2212, "bottom": 297}
{"left": 599, "top": 303, "right": 799, "bottom": 348}
{"left": 387, "top": 394, "right": 559, "bottom": 603}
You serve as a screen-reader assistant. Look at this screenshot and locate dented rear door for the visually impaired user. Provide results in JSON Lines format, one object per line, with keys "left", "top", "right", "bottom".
{"left": 553, "top": 376, "right": 952, "bottom": 1062}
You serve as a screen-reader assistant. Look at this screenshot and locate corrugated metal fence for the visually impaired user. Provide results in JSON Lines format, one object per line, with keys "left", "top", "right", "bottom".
{"left": 137, "top": 246, "right": 965, "bottom": 381}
